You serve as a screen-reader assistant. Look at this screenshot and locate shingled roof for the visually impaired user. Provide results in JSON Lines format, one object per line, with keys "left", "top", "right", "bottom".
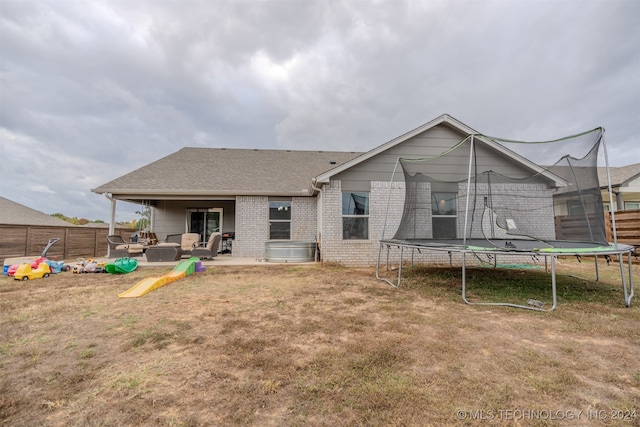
{"left": 92, "top": 148, "right": 363, "bottom": 198}
{"left": 598, "top": 162, "right": 640, "bottom": 188}
{"left": 0, "top": 196, "right": 74, "bottom": 226}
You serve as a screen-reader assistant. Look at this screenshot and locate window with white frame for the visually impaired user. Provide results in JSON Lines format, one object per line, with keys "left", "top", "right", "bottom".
{"left": 342, "top": 192, "right": 369, "bottom": 239}
{"left": 269, "top": 199, "right": 291, "bottom": 239}
{"left": 431, "top": 192, "right": 457, "bottom": 239}
{"left": 625, "top": 201, "right": 640, "bottom": 210}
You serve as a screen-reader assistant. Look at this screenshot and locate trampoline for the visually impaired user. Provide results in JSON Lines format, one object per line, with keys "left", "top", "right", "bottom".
{"left": 376, "top": 238, "right": 635, "bottom": 311}
{"left": 375, "top": 127, "right": 636, "bottom": 311}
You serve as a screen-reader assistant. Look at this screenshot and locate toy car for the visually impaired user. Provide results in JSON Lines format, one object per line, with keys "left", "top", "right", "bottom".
{"left": 13, "top": 262, "right": 51, "bottom": 281}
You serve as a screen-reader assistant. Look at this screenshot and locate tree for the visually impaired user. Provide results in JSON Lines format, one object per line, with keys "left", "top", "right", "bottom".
{"left": 134, "top": 206, "right": 151, "bottom": 230}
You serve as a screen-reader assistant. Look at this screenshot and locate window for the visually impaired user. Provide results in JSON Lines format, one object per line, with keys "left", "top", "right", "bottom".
{"left": 432, "top": 192, "right": 457, "bottom": 215}
{"left": 269, "top": 200, "right": 291, "bottom": 239}
{"left": 342, "top": 192, "right": 369, "bottom": 239}
{"left": 567, "top": 199, "right": 585, "bottom": 216}
{"left": 187, "top": 208, "right": 222, "bottom": 243}
{"left": 600, "top": 202, "right": 640, "bottom": 212}
{"left": 625, "top": 201, "right": 640, "bottom": 211}
{"left": 431, "top": 192, "right": 457, "bottom": 239}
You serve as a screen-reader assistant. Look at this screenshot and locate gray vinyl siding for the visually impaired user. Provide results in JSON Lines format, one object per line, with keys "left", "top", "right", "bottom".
{"left": 333, "top": 125, "right": 466, "bottom": 185}
{"left": 334, "top": 124, "right": 552, "bottom": 189}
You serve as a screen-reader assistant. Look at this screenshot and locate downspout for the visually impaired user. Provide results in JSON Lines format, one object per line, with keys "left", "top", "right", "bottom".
{"left": 311, "top": 178, "right": 323, "bottom": 262}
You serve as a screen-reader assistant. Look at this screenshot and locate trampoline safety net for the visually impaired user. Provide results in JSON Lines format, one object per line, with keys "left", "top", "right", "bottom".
{"left": 391, "top": 128, "right": 609, "bottom": 247}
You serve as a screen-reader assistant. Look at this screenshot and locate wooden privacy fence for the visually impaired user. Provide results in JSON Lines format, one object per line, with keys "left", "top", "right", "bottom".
{"left": 605, "top": 209, "right": 640, "bottom": 249}
{"left": 555, "top": 209, "right": 640, "bottom": 250}
{"left": 0, "top": 225, "right": 134, "bottom": 263}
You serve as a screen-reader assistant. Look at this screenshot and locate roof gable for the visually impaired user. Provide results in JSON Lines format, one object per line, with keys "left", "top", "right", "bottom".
{"left": 314, "top": 114, "right": 566, "bottom": 186}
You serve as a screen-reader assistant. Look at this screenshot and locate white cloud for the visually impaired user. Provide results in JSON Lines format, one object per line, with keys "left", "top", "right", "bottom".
{"left": 0, "top": 0, "right": 638, "bottom": 220}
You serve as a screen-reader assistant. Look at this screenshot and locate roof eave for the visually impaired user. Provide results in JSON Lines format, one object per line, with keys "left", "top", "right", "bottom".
{"left": 99, "top": 189, "right": 314, "bottom": 199}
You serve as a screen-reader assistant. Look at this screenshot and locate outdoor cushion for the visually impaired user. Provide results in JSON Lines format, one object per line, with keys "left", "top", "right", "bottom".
{"left": 180, "top": 233, "right": 200, "bottom": 252}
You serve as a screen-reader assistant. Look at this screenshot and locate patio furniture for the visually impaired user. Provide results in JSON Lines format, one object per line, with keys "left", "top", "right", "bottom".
{"left": 106, "top": 235, "right": 145, "bottom": 258}
{"left": 221, "top": 232, "right": 235, "bottom": 254}
{"left": 145, "top": 243, "right": 183, "bottom": 262}
{"left": 165, "top": 233, "right": 200, "bottom": 257}
{"left": 192, "top": 232, "right": 221, "bottom": 259}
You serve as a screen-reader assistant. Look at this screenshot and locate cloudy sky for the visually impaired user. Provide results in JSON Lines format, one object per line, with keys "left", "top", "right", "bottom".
{"left": 1, "top": 0, "right": 638, "bottom": 222}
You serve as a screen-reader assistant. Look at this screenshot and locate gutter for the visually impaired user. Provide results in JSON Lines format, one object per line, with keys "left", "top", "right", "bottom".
{"left": 310, "top": 178, "right": 322, "bottom": 196}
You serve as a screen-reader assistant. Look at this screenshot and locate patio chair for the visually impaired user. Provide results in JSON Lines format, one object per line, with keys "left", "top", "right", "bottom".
{"left": 165, "top": 233, "right": 200, "bottom": 257}
{"left": 192, "top": 232, "right": 222, "bottom": 259}
{"left": 106, "top": 235, "right": 145, "bottom": 258}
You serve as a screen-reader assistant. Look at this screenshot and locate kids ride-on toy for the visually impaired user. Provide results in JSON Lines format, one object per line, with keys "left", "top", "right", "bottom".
{"left": 14, "top": 262, "right": 52, "bottom": 281}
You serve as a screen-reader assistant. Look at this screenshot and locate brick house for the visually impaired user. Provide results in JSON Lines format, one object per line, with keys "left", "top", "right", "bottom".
{"left": 91, "top": 114, "right": 567, "bottom": 266}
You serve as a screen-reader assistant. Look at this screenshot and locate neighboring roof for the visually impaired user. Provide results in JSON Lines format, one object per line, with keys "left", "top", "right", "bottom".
{"left": 314, "top": 113, "right": 567, "bottom": 186}
{"left": 598, "top": 163, "right": 640, "bottom": 188}
{"left": 84, "top": 222, "right": 110, "bottom": 228}
{"left": 0, "top": 196, "right": 74, "bottom": 226}
{"left": 92, "top": 148, "right": 362, "bottom": 198}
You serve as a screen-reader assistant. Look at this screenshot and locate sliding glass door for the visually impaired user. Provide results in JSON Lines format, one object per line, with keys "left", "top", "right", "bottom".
{"left": 188, "top": 209, "right": 222, "bottom": 243}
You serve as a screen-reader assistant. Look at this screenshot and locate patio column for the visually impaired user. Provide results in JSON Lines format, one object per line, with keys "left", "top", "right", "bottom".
{"left": 615, "top": 191, "right": 624, "bottom": 211}
{"left": 109, "top": 198, "right": 117, "bottom": 234}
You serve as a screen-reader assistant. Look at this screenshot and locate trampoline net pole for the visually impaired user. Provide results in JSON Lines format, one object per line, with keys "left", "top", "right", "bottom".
{"left": 462, "top": 134, "right": 475, "bottom": 247}
{"left": 601, "top": 129, "right": 619, "bottom": 247}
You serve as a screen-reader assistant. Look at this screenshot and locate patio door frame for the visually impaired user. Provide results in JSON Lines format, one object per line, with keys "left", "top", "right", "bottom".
{"left": 186, "top": 208, "right": 223, "bottom": 243}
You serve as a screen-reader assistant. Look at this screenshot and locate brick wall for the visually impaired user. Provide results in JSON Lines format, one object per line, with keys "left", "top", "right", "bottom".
{"left": 233, "top": 196, "right": 268, "bottom": 258}
{"left": 320, "top": 180, "right": 408, "bottom": 266}
{"left": 459, "top": 182, "right": 555, "bottom": 240}
{"left": 233, "top": 181, "right": 557, "bottom": 266}
{"left": 291, "top": 197, "right": 317, "bottom": 241}
{"left": 234, "top": 196, "right": 317, "bottom": 259}
{"left": 319, "top": 180, "right": 557, "bottom": 267}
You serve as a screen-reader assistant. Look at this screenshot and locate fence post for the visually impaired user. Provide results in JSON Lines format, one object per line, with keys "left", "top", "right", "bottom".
{"left": 25, "top": 226, "right": 32, "bottom": 257}
{"left": 604, "top": 212, "right": 612, "bottom": 243}
{"left": 64, "top": 228, "right": 70, "bottom": 260}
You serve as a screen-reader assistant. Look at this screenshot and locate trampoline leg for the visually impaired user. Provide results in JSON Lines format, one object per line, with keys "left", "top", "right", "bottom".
{"left": 620, "top": 252, "right": 634, "bottom": 307}
{"left": 376, "top": 242, "right": 399, "bottom": 288}
{"left": 385, "top": 244, "right": 390, "bottom": 271}
{"left": 397, "top": 245, "right": 404, "bottom": 287}
{"left": 594, "top": 255, "right": 600, "bottom": 282}
{"left": 462, "top": 251, "right": 556, "bottom": 311}
{"left": 550, "top": 256, "right": 558, "bottom": 310}
{"left": 461, "top": 251, "right": 469, "bottom": 304}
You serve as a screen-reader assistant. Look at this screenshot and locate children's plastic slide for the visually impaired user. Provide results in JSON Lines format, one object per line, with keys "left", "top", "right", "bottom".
{"left": 105, "top": 258, "right": 139, "bottom": 274}
{"left": 118, "top": 258, "right": 198, "bottom": 298}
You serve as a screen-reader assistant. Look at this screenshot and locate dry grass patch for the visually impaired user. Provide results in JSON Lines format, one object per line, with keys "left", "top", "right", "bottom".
{"left": 0, "top": 259, "right": 638, "bottom": 425}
